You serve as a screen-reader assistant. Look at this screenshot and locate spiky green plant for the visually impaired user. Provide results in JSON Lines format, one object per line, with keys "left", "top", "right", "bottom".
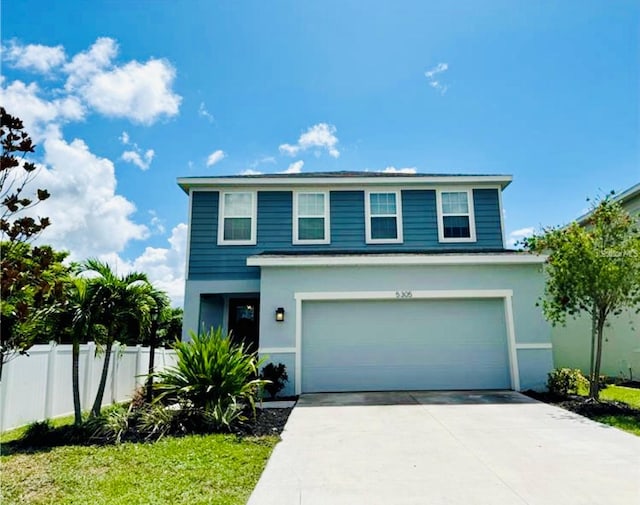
{"left": 152, "top": 327, "right": 268, "bottom": 417}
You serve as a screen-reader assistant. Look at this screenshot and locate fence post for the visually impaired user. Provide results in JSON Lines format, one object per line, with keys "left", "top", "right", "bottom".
{"left": 135, "top": 344, "right": 142, "bottom": 386}
{"left": 44, "top": 341, "right": 57, "bottom": 419}
{"left": 110, "top": 344, "right": 118, "bottom": 405}
{"left": 0, "top": 359, "right": 12, "bottom": 432}
{"left": 84, "top": 342, "right": 95, "bottom": 408}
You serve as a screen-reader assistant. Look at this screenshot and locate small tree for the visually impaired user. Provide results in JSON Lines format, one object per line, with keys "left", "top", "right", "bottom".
{"left": 143, "top": 287, "right": 170, "bottom": 402}
{"left": 1, "top": 107, "right": 50, "bottom": 249}
{"left": 80, "top": 259, "right": 152, "bottom": 416}
{"left": 0, "top": 241, "right": 69, "bottom": 380}
{"left": 39, "top": 275, "right": 92, "bottom": 425}
{"left": 525, "top": 195, "right": 640, "bottom": 399}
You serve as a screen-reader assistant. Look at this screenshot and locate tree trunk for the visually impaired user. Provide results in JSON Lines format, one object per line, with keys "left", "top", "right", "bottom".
{"left": 588, "top": 303, "right": 597, "bottom": 387}
{"left": 91, "top": 340, "right": 113, "bottom": 417}
{"left": 72, "top": 337, "right": 82, "bottom": 425}
{"left": 589, "top": 310, "right": 606, "bottom": 400}
{"left": 146, "top": 320, "right": 158, "bottom": 403}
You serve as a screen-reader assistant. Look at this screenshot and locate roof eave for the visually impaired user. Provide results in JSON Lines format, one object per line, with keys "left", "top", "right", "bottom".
{"left": 177, "top": 174, "right": 513, "bottom": 193}
{"left": 246, "top": 252, "right": 546, "bottom": 267}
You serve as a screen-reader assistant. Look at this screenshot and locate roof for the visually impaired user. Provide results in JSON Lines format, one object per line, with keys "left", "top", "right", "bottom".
{"left": 576, "top": 181, "right": 640, "bottom": 224}
{"left": 613, "top": 182, "right": 640, "bottom": 206}
{"left": 177, "top": 170, "right": 513, "bottom": 193}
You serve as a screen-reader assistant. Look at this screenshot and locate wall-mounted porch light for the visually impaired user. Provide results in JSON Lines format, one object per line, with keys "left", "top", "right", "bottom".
{"left": 275, "top": 307, "right": 285, "bottom": 322}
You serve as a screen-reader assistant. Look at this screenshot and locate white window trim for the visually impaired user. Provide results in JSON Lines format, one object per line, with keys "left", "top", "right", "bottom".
{"left": 292, "top": 191, "right": 330, "bottom": 245}
{"left": 217, "top": 191, "right": 257, "bottom": 245}
{"left": 436, "top": 188, "right": 477, "bottom": 243}
{"left": 365, "top": 190, "right": 403, "bottom": 244}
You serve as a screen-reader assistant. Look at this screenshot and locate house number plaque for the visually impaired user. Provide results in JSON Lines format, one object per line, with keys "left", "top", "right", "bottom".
{"left": 395, "top": 291, "right": 413, "bottom": 299}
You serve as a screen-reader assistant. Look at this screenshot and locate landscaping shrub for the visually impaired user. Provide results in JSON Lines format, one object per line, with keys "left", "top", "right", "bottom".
{"left": 17, "top": 419, "right": 91, "bottom": 448}
{"left": 136, "top": 403, "right": 181, "bottom": 440}
{"left": 260, "top": 363, "right": 289, "bottom": 399}
{"left": 152, "top": 327, "right": 268, "bottom": 429}
{"left": 85, "top": 404, "right": 132, "bottom": 444}
{"left": 547, "top": 368, "right": 589, "bottom": 396}
{"left": 22, "top": 420, "right": 54, "bottom": 446}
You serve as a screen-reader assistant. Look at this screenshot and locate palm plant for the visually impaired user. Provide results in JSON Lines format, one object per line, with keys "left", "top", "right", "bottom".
{"left": 142, "top": 287, "right": 170, "bottom": 402}
{"left": 80, "top": 259, "right": 152, "bottom": 417}
{"left": 153, "top": 327, "right": 267, "bottom": 418}
{"left": 38, "top": 275, "right": 91, "bottom": 425}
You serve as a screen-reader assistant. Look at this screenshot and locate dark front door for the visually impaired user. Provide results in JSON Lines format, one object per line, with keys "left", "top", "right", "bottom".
{"left": 228, "top": 298, "right": 259, "bottom": 352}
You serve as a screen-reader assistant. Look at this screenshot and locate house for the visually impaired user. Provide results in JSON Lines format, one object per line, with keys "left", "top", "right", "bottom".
{"left": 177, "top": 171, "right": 553, "bottom": 395}
{"left": 552, "top": 183, "right": 640, "bottom": 380}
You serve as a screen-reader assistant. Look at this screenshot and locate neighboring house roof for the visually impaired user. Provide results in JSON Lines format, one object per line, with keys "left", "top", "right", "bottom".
{"left": 576, "top": 181, "right": 640, "bottom": 225}
{"left": 614, "top": 182, "right": 640, "bottom": 205}
{"left": 177, "top": 171, "right": 513, "bottom": 193}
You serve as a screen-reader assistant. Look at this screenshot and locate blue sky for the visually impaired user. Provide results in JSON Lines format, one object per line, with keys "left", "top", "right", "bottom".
{"left": 2, "top": 1, "right": 638, "bottom": 305}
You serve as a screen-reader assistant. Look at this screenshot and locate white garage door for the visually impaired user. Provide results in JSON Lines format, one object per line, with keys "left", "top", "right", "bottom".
{"left": 301, "top": 298, "right": 511, "bottom": 393}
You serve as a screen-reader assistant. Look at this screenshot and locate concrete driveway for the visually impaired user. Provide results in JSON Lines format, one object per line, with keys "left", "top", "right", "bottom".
{"left": 248, "top": 391, "right": 640, "bottom": 505}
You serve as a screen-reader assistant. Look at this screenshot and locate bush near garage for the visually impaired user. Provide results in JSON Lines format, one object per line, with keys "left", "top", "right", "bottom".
{"left": 547, "top": 368, "right": 589, "bottom": 396}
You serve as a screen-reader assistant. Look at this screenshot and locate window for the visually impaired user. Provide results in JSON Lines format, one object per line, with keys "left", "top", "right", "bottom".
{"left": 365, "top": 191, "right": 403, "bottom": 243}
{"left": 293, "top": 192, "right": 330, "bottom": 244}
{"left": 437, "top": 189, "right": 476, "bottom": 242}
{"left": 218, "top": 192, "right": 256, "bottom": 245}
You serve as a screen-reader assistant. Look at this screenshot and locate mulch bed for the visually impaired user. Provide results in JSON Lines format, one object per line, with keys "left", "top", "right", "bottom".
{"left": 524, "top": 390, "right": 640, "bottom": 419}
{"left": 235, "top": 407, "right": 293, "bottom": 437}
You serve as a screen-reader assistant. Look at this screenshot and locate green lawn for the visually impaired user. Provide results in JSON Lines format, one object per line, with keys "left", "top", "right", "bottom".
{"left": 599, "top": 385, "right": 640, "bottom": 409}
{"left": 1, "top": 428, "right": 278, "bottom": 505}
{"left": 577, "top": 385, "right": 640, "bottom": 436}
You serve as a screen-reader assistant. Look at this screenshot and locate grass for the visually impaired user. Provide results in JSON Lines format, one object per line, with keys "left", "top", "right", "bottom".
{"left": 599, "top": 385, "right": 640, "bottom": 409}
{"left": 1, "top": 420, "right": 278, "bottom": 505}
{"left": 572, "top": 384, "right": 640, "bottom": 436}
{"left": 591, "top": 415, "right": 640, "bottom": 436}
{"left": 1, "top": 414, "right": 76, "bottom": 445}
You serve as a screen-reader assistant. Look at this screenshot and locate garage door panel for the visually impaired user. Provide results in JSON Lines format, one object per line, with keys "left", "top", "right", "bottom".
{"left": 301, "top": 298, "right": 510, "bottom": 392}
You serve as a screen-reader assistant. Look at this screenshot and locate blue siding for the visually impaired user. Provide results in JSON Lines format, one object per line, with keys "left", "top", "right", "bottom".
{"left": 188, "top": 187, "right": 504, "bottom": 280}
{"left": 403, "top": 190, "right": 437, "bottom": 246}
{"left": 474, "top": 188, "right": 503, "bottom": 248}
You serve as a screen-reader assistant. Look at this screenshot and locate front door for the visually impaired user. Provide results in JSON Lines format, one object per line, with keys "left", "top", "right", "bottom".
{"left": 228, "top": 298, "right": 260, "bottom": 352}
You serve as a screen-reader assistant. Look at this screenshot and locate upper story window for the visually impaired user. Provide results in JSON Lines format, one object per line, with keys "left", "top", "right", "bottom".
{"left": 293, "top": 192, "right": 330, "bottom": 244}
{"left": 365, "top": 190, "right": 403, "bottom": 244}
{"left": 436, "top": 189, "right": 476, "bottom": 242}
{"left": 218, "top": 191, "right": 257, "bottom": 245}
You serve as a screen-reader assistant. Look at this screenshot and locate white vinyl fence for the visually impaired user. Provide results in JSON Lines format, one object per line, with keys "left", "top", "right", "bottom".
{"left": 0, "top": 342, "right": 177, "bottom": 432}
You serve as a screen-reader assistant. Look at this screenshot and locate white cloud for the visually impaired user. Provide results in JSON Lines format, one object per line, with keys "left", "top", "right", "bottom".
{"left": 3, "top": 41, "right": 66, "bottom": 74}
{"left": 506, "top": 227, "right": 535, "bottom": 248}
{"left": 240, "top": 169, "right": 262, "bottom": 175}
{"left": 0, "top": 80, "right": 84, "bottom": 139}
{"left": 424, "top": 62, "right": 449, "bottom": 95}
{"left": 1, "top": 38, "right": 186, "bottom": 305}
{"left": 279, "top": 123, "right": 340, "bottom": 158}
{"left": 63, "top": 37, "right": 181, "bottom": 124}
{"left": 25, "top": 131, "right": 150, "bottom": 260}
{"left": 118, "top": 131, "right": 155, "bottom": 170}
{"left": 381, "top": 166, "right": 417, "bottom": 174}
{"left": 122, "top": 149, "right": 155, "bottom": 170}
{"left": 149, "top": 210, "right": 166, "bottom": 235}
{"left": 206, "top": 149, "right": 226, "bottom": 167}
{"left": 78, "top": 59, "right": 181, "bottom": 124}
{"left": 281, "top": 160, "right": 304, "bottom": 174}
{"left": 103, "top": 223, "right": 187, "bottom": 307}
{"left": 198, "top": 102, "right": 214, "bottom": 122}
{"left": 249, "top": 155, "right": 276, "bottom": 169}
{"left": 64, "top": 37, "right": 118, "bottom": 89}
